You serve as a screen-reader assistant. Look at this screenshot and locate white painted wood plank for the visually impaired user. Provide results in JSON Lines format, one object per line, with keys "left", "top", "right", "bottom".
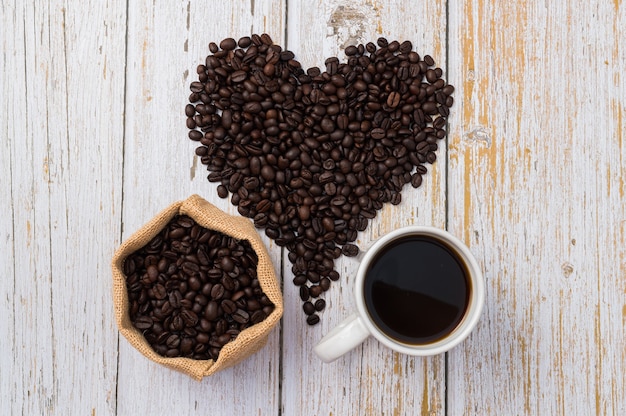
{"left": 1, "top": 2, "right": 27, "bottom": 415}
{"left": 4, "top": 3, "right": 61, "bottom": 415}
{"left": 447, "top": 1, "right": 626, "bottom": 414}
{"left": 1, "top": 1, "right": 126, "bottom": 414}
{"left": 283, "top": 1, "right": 449, "bottom": 415}
{"left": 49, "top": 1, "right": 127, "bottom": 414}
{"left": 116, "top": 1, "right": 285, "bottom": 415}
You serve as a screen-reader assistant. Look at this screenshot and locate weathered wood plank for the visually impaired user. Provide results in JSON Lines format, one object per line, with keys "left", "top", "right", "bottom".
{"left": 50, "top": 1, "right": 127, "bottom": 414}
{"left": 116, "top": 1, "right": 285, "bottom": 415}
{"left": 282, "top": 1, "right": 449, "bottom": 415}
{"left": 1, "top": 0, "right": 127, "bottom": 414}
{"left": 447, "top": 0, "right": 626, "bottom": 414}
{"left": 1, "top": 2, "right": 30, "bottom": 415}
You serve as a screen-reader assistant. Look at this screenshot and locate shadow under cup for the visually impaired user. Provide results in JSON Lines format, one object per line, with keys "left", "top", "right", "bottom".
{"left": 359, "top": 231, "right": 479, "bottom": 349}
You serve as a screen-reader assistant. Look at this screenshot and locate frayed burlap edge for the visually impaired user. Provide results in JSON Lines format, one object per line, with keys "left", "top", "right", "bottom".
{"left": 111, "top": 194, "right": 283, "bottom": 381}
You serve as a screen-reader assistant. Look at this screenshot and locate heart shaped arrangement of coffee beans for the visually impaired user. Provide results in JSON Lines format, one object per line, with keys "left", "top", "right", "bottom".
{"left": 187, "top": 33, "right": 454, "bottom": 325}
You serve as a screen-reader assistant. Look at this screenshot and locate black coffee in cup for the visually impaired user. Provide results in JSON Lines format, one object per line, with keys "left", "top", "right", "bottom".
{"left": 363, "top": 235, "right": 470, "bottom": 345}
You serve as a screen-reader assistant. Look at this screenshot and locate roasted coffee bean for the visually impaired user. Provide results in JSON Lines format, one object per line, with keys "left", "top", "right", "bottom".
{"left": 299, "top": 285, "right": 309, "bottom": 301}
{"left": 210, "top": 283, "right": 225, "bottom": 300}
{"left": 422, "top": 101, "right": 438, "bottom": 115}
{"left": 217, "top": 185, "right": 229, "bottom": 198}
{"left": 221, "top": 299, "right": 237, "bottom": 314}
{"left": 152, "top": 283, "right": 167, "bottom": 300}
{"left": 123, "top": 215, "right": 275, "bottom": 360}
{"left": 220, "top": 256, "right": 235, "bottom": 272}
{"left": 319, "top": 277, "right": 331, "bottom": 292}
{"left": 302, "top": 301, "right": 315, "bottom": 315}
{"left": 168, "top": 290, "right": 182, "bottom": 308}
{"left": 309, "top": 285, "right": 322, "bottom": 298}
{"left": 314, "top": 299, "right": 326, "bottom": 311}
{"left": 341, "top": 243, "right": 359, "bottom": 257}
{"left": 386, "top": 91, "right": 401, "bottom": 108}
{"left": 232, "top": 308, "right": 250, "bottom": 324}
{"left": 238, "top": 36, "right": 251, "bottom": 48}
{"left": 371, "top": 128, "right": 386, "bottom": 139}
{"left": 189, "top": 35, "right": 454, "bottom": 325}
{"left": 411, "top": 173, "right": 423, "bottom": 188}
{"left": 180, "top": 309, "right": 199, "bottom": 326}
{"left": 219, "top": 37, "right": 237, "bottom": 51}
{"left": 134, "top": 315, "right": 153, "bottom": 330}
{"left": 293, "top": 274, "right": 307, "bottom": 286}
{"left": 204, "top": 300, "right": 219, "bottom": 320}
{"left": 306, "top": 314, "right": 320, "bottom": 326}
{"left": 207, "top": 268, "right": 222, "bottom": 280}
{"left": 250, "top": 310, "right": 267, "bottom": 324}
{"left": 166, "top": 334, "right": 180, "bottom": 349}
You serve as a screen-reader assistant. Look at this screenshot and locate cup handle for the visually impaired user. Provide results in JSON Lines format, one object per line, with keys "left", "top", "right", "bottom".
{"left": 313, "top": 313, "right": 371, "bottom": 363}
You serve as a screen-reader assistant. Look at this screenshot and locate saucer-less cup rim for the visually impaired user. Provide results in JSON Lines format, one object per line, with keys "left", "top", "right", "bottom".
{"left": 314, "top": 226, "right": 484, "bottom": 363}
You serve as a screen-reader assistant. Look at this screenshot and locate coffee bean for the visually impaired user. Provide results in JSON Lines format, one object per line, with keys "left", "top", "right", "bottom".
{"left": 232, "top": 309, "right": 250, "bottom": 324}
{"left": 260, "top": 33, "right": 273, "bottom": 45}
{"left": 237, "top": 36, "right": 251, "bottom": 48}
{"left": 134, "top": 316, "right": 153, "bottom": 330}
{"left": 341, "top": 243, "right": 359, "bottom": 257}
{"left": 219, "top": 37, "right": 236, "bottom": 51}
{"left": 293, "top": 274, "right": 307, "bottom": 286}
{"left": 411, "top": 173, "right": 423, "bottom": 188}
{"left": 442, "top": 84, "right": 455, "bottom": 96}
{"left": 422, "top": 101, "right": 438, "bottom": 115}
{"left": 306, "top": 314, "right": 320, "bottom": 326}
{"left": 309, "top": 285, "right": 322, "bottom": 298}
{"left": 250, "top": 310, "right": 267, "bottom": 324}
{"left": 221, "top": 299, "right": 237, "bottom": 314}
{"left": 319, "top": 277, "right": 331, "bottom": 292}
{"left": 152, "top": 284, "right": 167, "bottom": 300}
{"left": 386, "top": 91, "right": 401, "bottom": 108}
{"left": 303, "top": 301, "right": 315, "bottom": 315}
{"left": 210, "top": 283, "right": 225, "bottom": 300}
{"left": 314, "top": 299, "right": 326, "bottom": 311}
{"left": 260, "top": 165, "right": 275, "bottom": 181}
{"left": 220, "top": 256, "right": 235, "bottom": 272}
{"left": 399, "top": 40, "right": 413, "bottom": 53}
{"left": 204, "top": 300, "right": 219, "bottom": 321}
{"left": 181, "top": 309, "right": 199, "bottom": 326}
{"left": 299, "top": 285, "right": 309, "bottom": 301}
{"left": 371, "top": 128, "right": 385, "bottom": 139}
{"left": 166, "top": 334, "right": 180, "bottom": 349}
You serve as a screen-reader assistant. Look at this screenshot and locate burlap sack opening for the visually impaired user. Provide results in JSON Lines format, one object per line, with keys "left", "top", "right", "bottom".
{"left": 111, "top": 194, "right": 283, "bottom": 380}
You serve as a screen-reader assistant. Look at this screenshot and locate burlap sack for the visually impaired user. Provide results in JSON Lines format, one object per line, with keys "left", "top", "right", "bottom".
{"left": 111, "top": 194, "right": 283, "bottom": 380}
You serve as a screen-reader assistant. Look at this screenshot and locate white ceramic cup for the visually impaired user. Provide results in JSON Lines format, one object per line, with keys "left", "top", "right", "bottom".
{"left": 314, "top": 226, "right": 485, "bottom": 363}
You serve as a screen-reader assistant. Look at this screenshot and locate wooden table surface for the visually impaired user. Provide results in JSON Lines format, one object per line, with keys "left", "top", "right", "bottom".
{"left": 2, "top": 1, "right": 625, "bottom": 415}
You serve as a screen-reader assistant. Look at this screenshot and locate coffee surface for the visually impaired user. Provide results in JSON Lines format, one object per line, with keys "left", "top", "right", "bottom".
{"left": 364, "top": 236, "right": 469, "bottom": 344}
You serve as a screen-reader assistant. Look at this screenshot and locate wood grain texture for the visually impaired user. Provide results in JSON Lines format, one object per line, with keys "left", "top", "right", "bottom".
{"left": 2, "top": 0, "right": 626, "bottom": 415}
{"left": 283, "top": 1, "right": 449, "bottom": 415}
{"left": 447, "top": 0, "right": 626, "bottom": 414}
{"left": 1, "top": 0, "right": 126, "bottom": 414}
{"left": 1, "top": 2, "right": 27, "bottom": 415}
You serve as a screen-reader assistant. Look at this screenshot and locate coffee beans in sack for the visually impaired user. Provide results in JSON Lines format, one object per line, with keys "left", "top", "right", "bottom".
{"left": 111, "top": 194, "right": 282, "bottom": 380}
